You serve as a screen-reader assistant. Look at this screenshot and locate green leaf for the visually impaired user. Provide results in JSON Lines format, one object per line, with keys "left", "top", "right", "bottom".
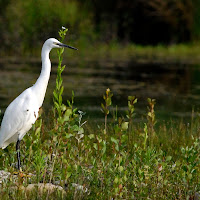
{"left": 138, "top": 168, "right": 142, "bottom": 175}
{"left": 166, "top": 156, "right": 172, "bottom": 162}
{"left": 93, "top": 143, "right": 98, "bottom": 150}
{"left": 35, "top": 127, "right": 41, "bottom": 136}
{"left": 88, "top": 134, "right": 95, "bottom": 139}
{"left": 61, "top": 65, "right": 65, "bottom": 73}
{"left": 118, "top": 166, "right": 124, "bottom": 172}
{"left": 101, "top": 103, "right": 105, "bottom": 111}
{"left": 106, "top": 98, "right": 112, "bottom": 106}
{"left": 59, "top": 95, "right": 62, "bottom": 106}
{"left": 78, "top": 127, "right": 84, "bottom": 134}
{"left": 122, "top": 122, "right": 129, "bottom": 131}
{"left": 63, "top": 115, "right": 69, "bottom": 122}
{"left": 71, "top": 125, "right": 79, "bottom": 132}
{"left": 102, "top": 141, "right": 106, "bottom": 154}
{"left": 73, "top": 108, "right": 78, "bottom": 113}
{"left": 105, "top": 109, "right": 109, "bottom": 115}
{"left": 53, "top": 90, "right": 58, "bottom": 100}
{"left": 67, "top": 100, "right": 71, "bottom": 107}
{"left": 111, "top": 137, "right": 119, "bottom": 145}
{"left": 188, "top": 173, "right": 192, "bottom": 180}
{"left": 114, "top": 177, "right": 119, "bottom": 184}
{"left": 59, "top": 86, "right": 64, "bottom": 97}
{"left": 61, "top": 104, "right": 66, "bottom": 112}
{"left": 66, "top": 133, "right": 73, "bottom": 139}
{"left": 111, "top": 137, "right": 119, "bottom": 151}
{"left": 66, "top": 172, "right": 72, "bottom": 179}
{"left": 65, "top": 108, "right": 72, "bottom": 117}
{"left": 54, "top": 102, "right": 60, "bottom": 111}
{"left": 148, "top": 112, "right": 152, "bottom": 117}
{"left": 114, "top": 124, "right": 120, "bottom": 134}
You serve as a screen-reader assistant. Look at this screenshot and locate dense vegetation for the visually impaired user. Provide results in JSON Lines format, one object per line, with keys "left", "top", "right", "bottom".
{"left": 1, "top": 0, "right": 200, "bottom": 198}
{"left": 0, "top": 29, "right": 200, "bottom": 199}
{"left": 1, "top": 0, "right": 200, "bottom": 55}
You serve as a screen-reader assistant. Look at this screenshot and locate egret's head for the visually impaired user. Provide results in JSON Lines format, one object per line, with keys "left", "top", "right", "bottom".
{"left": 44, "top": 38, "right": 78, "bottom": 51}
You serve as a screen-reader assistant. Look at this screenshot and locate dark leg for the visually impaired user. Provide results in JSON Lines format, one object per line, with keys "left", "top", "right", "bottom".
{"left": 16, "top": 139, "right": 21, "bottom": 170}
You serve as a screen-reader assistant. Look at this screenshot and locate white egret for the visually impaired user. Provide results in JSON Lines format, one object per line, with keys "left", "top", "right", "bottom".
{"left": 0, "top": 38, "right": 77, "bottom": 170}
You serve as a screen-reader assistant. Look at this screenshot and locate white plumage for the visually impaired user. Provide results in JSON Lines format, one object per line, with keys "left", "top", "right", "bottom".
{"left": 0, "top": 38, "right": 77, "bottom": 169}
{"left": 0, "top": 87, "right": 39, "bottom": 149}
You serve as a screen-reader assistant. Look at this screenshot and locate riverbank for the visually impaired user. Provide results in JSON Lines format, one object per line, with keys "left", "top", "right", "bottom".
{"left": 1, "top": 42, "right": 200, "bottom": 123}
{"left": 1, "top": 40, "right": 200, "bottom": 199}
{"left": 1, "top": 42, "right": 200, "bottom": 65}
{"left": 0, "top": 90, "right": 200, "bottom": 199}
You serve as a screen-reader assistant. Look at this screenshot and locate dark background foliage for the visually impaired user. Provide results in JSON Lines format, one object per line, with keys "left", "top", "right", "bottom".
{"left": 0, "top": 0, "right": 200, "bottom": 53}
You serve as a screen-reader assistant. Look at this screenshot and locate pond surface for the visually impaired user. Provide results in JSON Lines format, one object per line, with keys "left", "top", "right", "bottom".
{"left": 0, "top": 57, "right": 200, "bottom": 123}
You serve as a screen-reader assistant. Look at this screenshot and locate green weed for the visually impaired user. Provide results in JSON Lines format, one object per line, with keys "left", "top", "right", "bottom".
{"left": 0, "top": 28, "right": 200, "bottom": 199}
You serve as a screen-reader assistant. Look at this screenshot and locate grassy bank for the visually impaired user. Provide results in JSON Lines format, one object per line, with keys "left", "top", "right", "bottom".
{"left": 0, "top": 89, "right": 200, "bottom": 199}
{"left": 0, "top": 29, "right": 200, "bottom": 199}
{"left": 2, "top": 41, "right": 200, "bottom": 65}
{"left": 73, "top": 41, "right": 200, "bottom": 64}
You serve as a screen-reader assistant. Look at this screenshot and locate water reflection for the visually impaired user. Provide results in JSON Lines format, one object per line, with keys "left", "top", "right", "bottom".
{"left": 0, "top": 58, "right": 200, "bottom": 122}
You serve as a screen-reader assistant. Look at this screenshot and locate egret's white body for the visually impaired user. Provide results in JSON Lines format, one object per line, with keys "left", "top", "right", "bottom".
{"left": 0, "top": 38, "right": 77, "bottom": 167}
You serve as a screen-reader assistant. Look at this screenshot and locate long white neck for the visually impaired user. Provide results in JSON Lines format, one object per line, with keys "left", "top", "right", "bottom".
{"left": 32, "top": 45, "right": 51, "bottom": 107}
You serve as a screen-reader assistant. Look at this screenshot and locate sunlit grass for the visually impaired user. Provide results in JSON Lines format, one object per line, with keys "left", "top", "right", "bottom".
{"left": 77, "top": 41, "right": 200, "bottom": 64}
{"left": 2, "top": 39, "right": 200, "bottom": 65}
{"left": 1, "top": 89, "right": 200, "bottom": 199}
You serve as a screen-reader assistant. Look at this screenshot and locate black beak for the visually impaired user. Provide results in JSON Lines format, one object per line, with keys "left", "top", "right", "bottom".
{"left": 58, "top": 43, "right": 78, "bottom": 50}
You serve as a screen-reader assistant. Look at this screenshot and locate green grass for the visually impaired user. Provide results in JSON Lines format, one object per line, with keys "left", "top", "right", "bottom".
{"left": 1, "top": 90, "right": 200, "bottom": 199}
{"left": 73, "top": 41, "right": 200, "bottom": 64}
{"left": 0, "top": 29, "right": 200, "bottom": 200}
{"left": 3, "top": 40, "right": 200, "bottom": 67}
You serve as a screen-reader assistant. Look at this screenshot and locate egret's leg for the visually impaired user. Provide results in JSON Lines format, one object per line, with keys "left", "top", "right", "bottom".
{"left": 16, "top": 139, "right": 21, "bottom": 170}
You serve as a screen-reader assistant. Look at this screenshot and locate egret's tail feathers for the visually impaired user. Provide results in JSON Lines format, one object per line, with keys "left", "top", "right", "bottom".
{"left": 0, "top": 142, "right": 9, "bottom": 149}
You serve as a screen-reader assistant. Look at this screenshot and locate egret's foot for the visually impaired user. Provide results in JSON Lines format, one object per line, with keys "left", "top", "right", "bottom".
{"left": 13, "top": 166, "right": 22, "bottom": 175}
{"left": 13, "top": 169, "right": 32, "bottom": 178}
{"left": 13, "top": 171, "right": 19, "bottom": 175}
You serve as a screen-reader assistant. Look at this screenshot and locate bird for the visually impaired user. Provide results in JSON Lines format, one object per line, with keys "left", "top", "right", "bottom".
{"left": 0, "top": 38, "right": 77, "bottom": 171}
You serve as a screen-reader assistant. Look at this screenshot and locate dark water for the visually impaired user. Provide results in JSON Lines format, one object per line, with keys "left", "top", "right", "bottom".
{"left": 0, "top": 58, "right": 200, "bottom": 122}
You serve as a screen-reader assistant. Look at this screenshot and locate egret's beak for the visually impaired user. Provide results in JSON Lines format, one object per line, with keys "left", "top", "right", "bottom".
{"left": 58, "top": 43, "right": 78, "bottom": 50}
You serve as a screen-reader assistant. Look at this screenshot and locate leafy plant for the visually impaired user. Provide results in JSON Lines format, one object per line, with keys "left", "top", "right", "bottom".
{"left": 53, "top": 27, "right": 69, "bottom": 118}
{"left": 147, "top": 98, "right": 156, "bottom": 143}
{"left": 101, "top": 88, "right": 113, "bottom": 134}
{"left": 1, "top": 28, "right": 200, "bottom": 200}
{"left": 126, "top": 96, "right": 137, "bottom": 143}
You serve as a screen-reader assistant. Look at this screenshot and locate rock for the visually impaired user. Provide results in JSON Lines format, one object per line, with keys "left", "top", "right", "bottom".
{"left": 0, "top": 170, "right": 66, "bottom": 197}
{"left": 23, "top": 183, "right": 66, "bottom": 195}
{"left": 0, "top": 170, "right": 11, "bottom": 184}
{"left": 72, "top": 183, "right": 89, "bottom": 193}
